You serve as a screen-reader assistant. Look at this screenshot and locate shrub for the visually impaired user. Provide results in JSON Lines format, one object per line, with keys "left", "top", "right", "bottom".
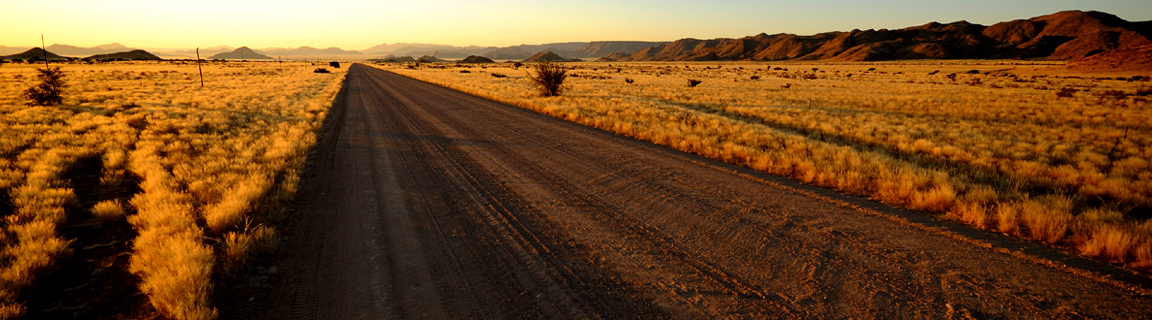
{"left": 491, "top": 73, "right": 506, "bottom": 78}
{"left": 24, "top": 67, "right": 66, "bottom": 106}
{"left": 328, "top": 61, "right": 340, "bottom": 68}
{"left": 688, "top": 79, "right": 702, "bottom": 87}
{"left": 1018, "top": 199, "right": 1071, "bottom": 244}
{"left": 1097, "top": 90, "right": 1128, "bottom": 99}
{"left": 527, "top": 61, "right": 569, "bottom": 97}
{"left": 909, "top": 184, "right": 956, "bottom": 213}
{"left": 1056, "top": 87, "right": 1076, "bottom": 98}
{"left": 91, "top": 200, "right": 125, "bottom": 222}
{"left": 625, "top": 78, "right": 634, "bottom": 84}
{"left": 313, "top": 68, "right": 330, "bottom": 73}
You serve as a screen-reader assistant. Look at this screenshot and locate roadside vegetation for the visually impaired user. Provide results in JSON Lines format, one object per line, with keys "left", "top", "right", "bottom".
{"left": 0, "top": 60, "right": 345, "bottom": 319}
{"left": 527, "top": 61, "right": 569, "bottom": 97}
{"left": 385, "top": 60, "right": 1152, "bottom": 270}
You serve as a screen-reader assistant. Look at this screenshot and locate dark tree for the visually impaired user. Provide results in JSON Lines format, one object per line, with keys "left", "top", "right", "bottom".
{"left": 24, "top": 67, "right": 66, "bottom": 106}
{"left": 329, "top": 61, "right": 341, "bottom": 68}
{"left": 527, "top": 61, "right": 569, "bottom": 97}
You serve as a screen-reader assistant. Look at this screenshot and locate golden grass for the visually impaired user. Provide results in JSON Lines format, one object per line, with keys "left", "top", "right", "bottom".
{"left": 385, "top": 60, "right": 1151, "bottom": 270}
{"left": 221, "top": 225, "right": 278, "bottom": 272}
{"left": 90, "top": 199, "right": 125, "bottom": 222}
{"left": 0, "top": 60, "right": 344, "bottom": 319}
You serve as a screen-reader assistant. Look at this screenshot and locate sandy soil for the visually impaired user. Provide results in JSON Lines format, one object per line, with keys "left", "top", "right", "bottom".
{"left": 241, "top": 64, "right": 1152, "bottom": 319}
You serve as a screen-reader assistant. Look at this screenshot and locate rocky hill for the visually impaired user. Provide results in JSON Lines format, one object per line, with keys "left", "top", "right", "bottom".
{"left": 523, "top": 51, "right": 581, "bottom": 62}
{"left": 208, "top": 47, "right": 274, "bottom": 60}
{"left": 600, "top": 10, "right": 1151, "bottom": 62}
{"left": 459, "top": 55, "right": 495, "bottom": 63}
{"left": 86, "top": 50, "right": 163, "bottom": 61}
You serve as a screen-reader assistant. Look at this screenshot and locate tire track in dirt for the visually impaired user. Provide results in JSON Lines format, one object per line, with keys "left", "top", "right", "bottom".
{"left": 246, "top": 64, "right": 1152, "bottom": 319}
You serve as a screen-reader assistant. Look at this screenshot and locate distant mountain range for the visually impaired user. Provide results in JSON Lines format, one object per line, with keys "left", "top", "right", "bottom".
{"left": 363, "top": 42, "right": 669, "bottom": 60}
{"left": 260, "top": 46, "right": 362, "bottom": 56}
{"left": 0, "top": 43, "right": 134, "bottom": 56}
{"left": 600, "top": 10, "right": 1151, "bottom": 62}
{"left": 0, "top": 47, "right": 161, "bottom": 61}
{"left": 1, "top": 10, "right": 1147, "bottom": 63}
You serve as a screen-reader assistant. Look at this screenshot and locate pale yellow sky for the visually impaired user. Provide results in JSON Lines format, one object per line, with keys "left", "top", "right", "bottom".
{"left": 2, "top": 0, "right": 1149, "bottom": 50}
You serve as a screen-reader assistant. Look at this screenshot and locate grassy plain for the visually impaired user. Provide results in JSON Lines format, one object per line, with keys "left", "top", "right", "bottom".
{"left": 0, "top": 61, "right": 345, "bottom": 319}
{"left": 385, "top": 60, "right": 1152, "bottom": 270}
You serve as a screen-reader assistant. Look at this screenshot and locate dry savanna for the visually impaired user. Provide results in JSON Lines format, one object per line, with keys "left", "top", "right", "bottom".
{"left": 1, "top": 56, "right": 1149, "bottom": 319}
{"left": 0, "top": 60, "right": 345, "bottom": 319}
{"left": 384, "top": 59, "right": 1152, "bottom": 272}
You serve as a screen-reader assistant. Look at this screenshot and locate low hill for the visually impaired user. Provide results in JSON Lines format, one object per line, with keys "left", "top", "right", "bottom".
{"left": 459, "top": 55, "right": 495, "bottom": 63}
{"left": 86, "top": 50, "right": 163, "bottom": 61}
{"left": 600, "top": 10, "right": 1151, "bottom": 62}
{"left": 208, "top": 47, "right": 273, "bottom": 60}
{"left": 523, "top": 51, "right": 581, "bottom": 62}
{"left": 0, "top": 48, "right": 67, "bottom": 61}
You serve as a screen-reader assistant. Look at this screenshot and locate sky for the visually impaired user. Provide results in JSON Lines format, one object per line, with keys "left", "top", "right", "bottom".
{"left": 2, "top": 0, "right": 1150, "bottom": 51}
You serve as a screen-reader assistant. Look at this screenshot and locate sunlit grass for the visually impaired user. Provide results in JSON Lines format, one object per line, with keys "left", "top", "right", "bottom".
{"left": 0, "top": 60, "right": 345, "bottom": 319}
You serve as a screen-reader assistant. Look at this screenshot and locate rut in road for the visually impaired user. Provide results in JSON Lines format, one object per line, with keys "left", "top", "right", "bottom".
{"left": 249, "top": 64, "right": 1152, "bottom": 319}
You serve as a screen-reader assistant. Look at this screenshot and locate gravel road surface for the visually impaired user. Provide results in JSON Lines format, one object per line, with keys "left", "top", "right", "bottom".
{"left": 248, "top": 64, "right": 1152, "bottom": 319}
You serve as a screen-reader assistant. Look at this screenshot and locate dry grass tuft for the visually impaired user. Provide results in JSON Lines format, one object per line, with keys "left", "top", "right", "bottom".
{"left": 909, "top": 184, "right": 956, "bottom": 213}
{"left": 203, "top": 175, "right": 272, "bottom": 235}
{"left": 90, "top": 199, "right": 126, "bottom": 222}
{"left": 950, "top": 202, "right": 991, "bottom": 228}
{"left": 127, "top": 159, "right": 218, "bottom": 320}
{"left": 221, "top": 225, "right": 279, "bottom": 272}
{"left": 1081, "top": 223, "right": 1136, "bottom": 262}
{"left": 1018, "top": 198, "right": 1073, "bottom": 244}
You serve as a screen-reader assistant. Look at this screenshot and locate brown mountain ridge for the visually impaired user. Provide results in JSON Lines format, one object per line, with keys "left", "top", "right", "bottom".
{"left": 600, "top": 10, "right": 1152, "bottom": 62}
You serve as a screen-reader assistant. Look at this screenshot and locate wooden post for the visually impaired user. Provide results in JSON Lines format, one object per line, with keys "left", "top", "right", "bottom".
{"left": 196, "top": 48, "right": 204, "bottom": 87}
{"left": 41, "top": 34, "right": 48, "bottom": 68}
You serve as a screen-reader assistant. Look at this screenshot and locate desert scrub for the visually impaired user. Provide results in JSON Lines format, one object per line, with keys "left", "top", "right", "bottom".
{"left": 527, "top": 61, "right": 569, "bottom": 97}
{"left": 23, "top": 67, "right": 65, "bottom": 106}
{"left": 0, "top": 61, "right": 345, "bottom": 319}
{"left": 385, "top": 61, "right": 1152, "bottom": 271}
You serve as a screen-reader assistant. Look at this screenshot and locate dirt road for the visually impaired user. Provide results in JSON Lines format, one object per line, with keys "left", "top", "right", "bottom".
{"left": 247, "top": 64, "right": 1152, "bottom": 319}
